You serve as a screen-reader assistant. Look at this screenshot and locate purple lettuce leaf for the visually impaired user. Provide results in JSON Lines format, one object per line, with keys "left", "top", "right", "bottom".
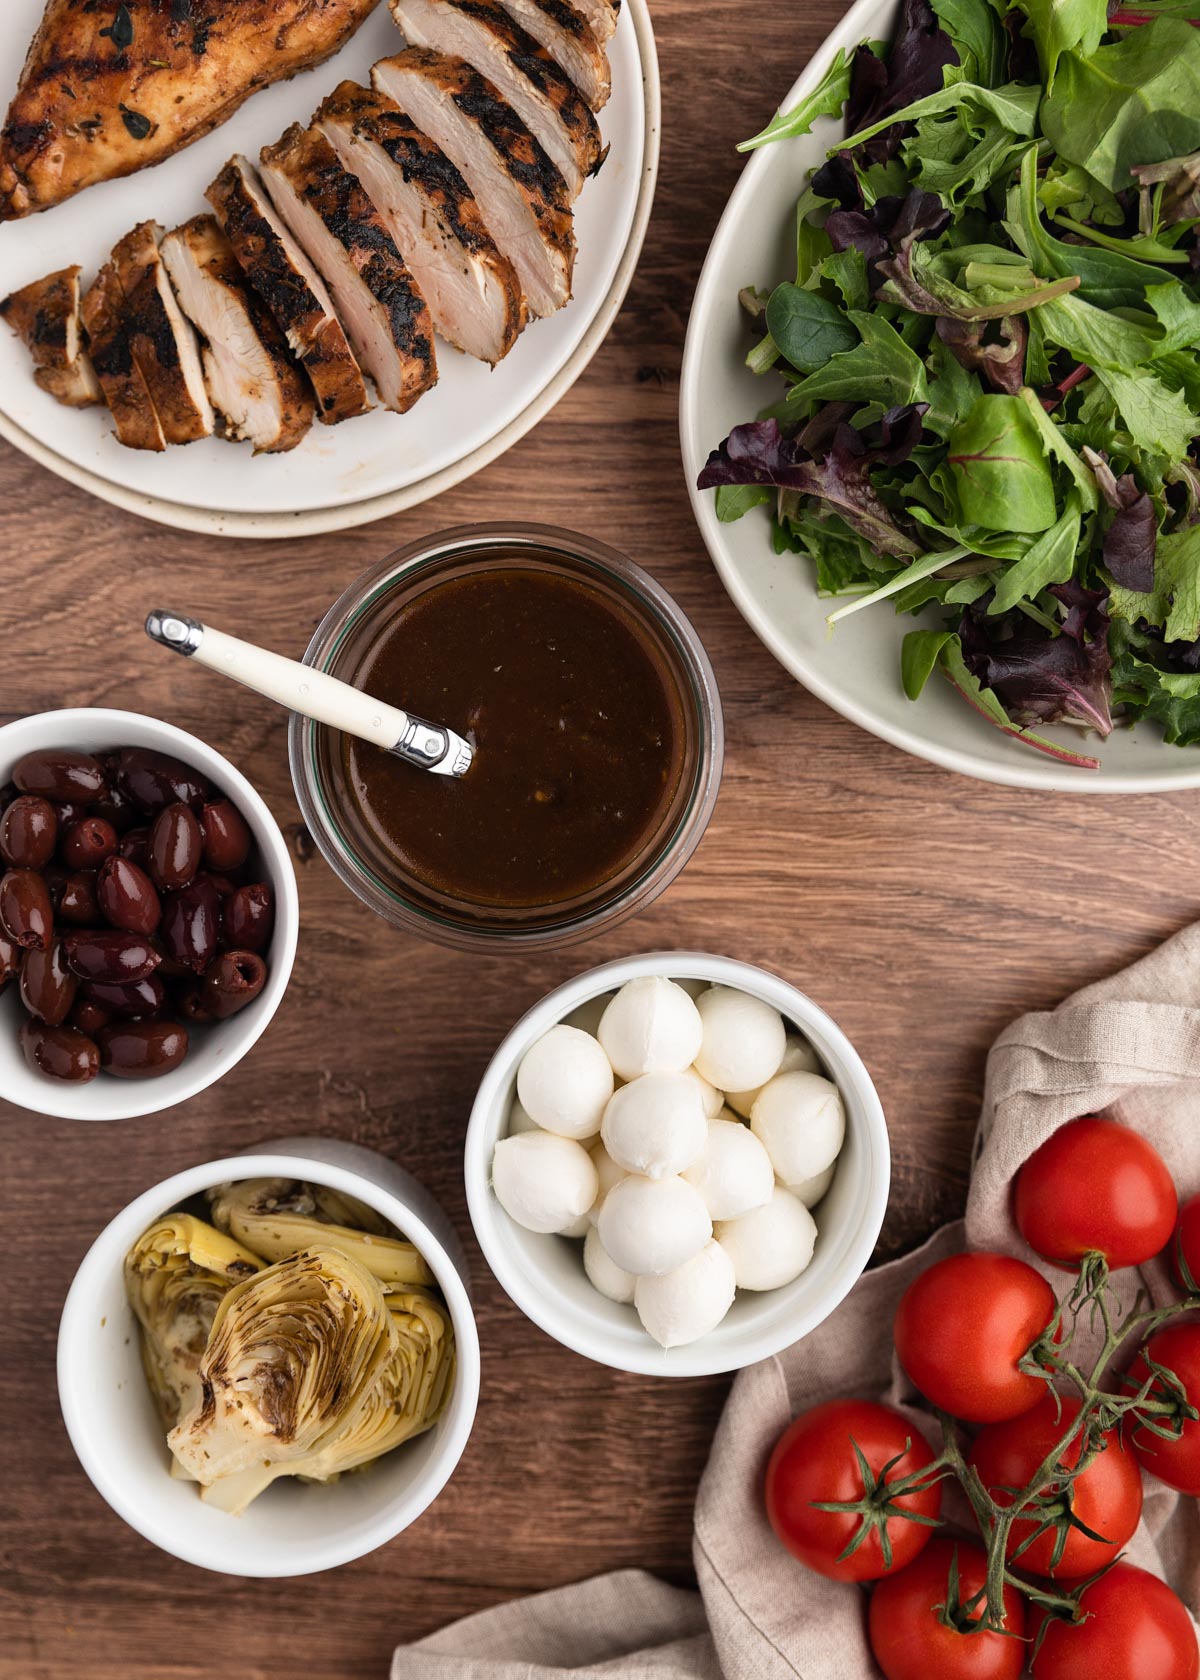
{"left": 958, "top": 584, "right": 1113, "bottom": 735}
{"left": 844, "top": 0, "right": 959, "bottom": 163}
{"left": 1083, "top": 446, "right": 1158, "bottom": 592}
{"left": 935, "top": 315, "right": 1028, "bottom": 395}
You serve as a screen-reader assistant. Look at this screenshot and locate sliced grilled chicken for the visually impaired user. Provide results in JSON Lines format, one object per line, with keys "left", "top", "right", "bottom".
{"left": 373, "top": 51, "right": 574, "bottom": 318}
{"left": 109, "top": 222, "right": 213, "bottom": 446}
{"left": 206, "top": 156, "right": 371, "bottom": 426}
{"left": 80, "top": 264, "right": 166, "bottom": 452}
{"left": 162, "top": 217, "right": 315, "bottom": 455}
{"left": 572, "top": 0, "right": 620, "bottom": 44}
{"left": 496, "top": 0, "right": 610, "bottom": 110}
{"left": 0, "top": 265, "right": 102, "bottom": 407}
{"left": 260, "top": 125, "right": 437, "bottom": 414}
{"left": 389, "top": 0, "right": 601, "bottom": 196}
{"left": 317, "top": 81, "right": 525, "bottom": 365}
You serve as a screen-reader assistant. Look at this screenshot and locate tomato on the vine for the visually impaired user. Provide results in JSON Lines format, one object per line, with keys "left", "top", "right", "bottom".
{"left": 1130, "top": 1324, "right": 1200, "bottom": 1496}
{"left": 1031, "top": 1562, "right": 1198, "bottom": 1680}
{"left": 894, "top": 1252, "right": 1057, "bottom": 1423}
{"left": 1013, "top": 1116, "right": 1177, "bottom": 1271}
{"left": 967, "top": 1391, "right": 1143, "bottom": 1577}
{"left": 867, "top": 1537, "right": 1026, "bottom": 1680}
{"left": 765, "top": 1399, "right": 941, "bottom": 1582}
{"left": 1172, "top": 1194, "right": 1200, "bottom": 1294}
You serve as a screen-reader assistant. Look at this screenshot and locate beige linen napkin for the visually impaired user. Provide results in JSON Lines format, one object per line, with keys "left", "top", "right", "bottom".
{"left": 394, "top": 922, "right": 1200, "bottom": 1679}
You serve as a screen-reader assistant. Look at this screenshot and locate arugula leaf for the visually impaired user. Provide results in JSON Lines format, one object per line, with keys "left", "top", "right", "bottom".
{"left": 1010, "top": 0, "right": 1106, "bottom": 92}
{"left": 783, "top": 311, "right": 930, "bottom": 413}
{"left": 766, "top": 285, "right": 860, "bottom": 373}
{"left": 945, "top": 391, "right": 1058, "bottom": 530}
{"left": 1108, "top": 519, "right": 1200, "bottom": 642}
{"left": 740, "top": 48, "right": 857, "bottom": 152}
{"left": 902, "top": 626, "right": 956, "bottom": 696}
{"left": 837, "top": 80, "right": 1040, "bottom": 156}
{"left": 990, "top": 495, "right": 1083, "bottom": 611}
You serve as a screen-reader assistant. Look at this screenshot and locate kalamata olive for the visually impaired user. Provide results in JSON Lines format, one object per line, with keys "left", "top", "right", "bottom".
{"left": 222, "top": 882, "right": 274, "bottom": 953}
{"left": 148, "top": 802, "right": 202, "bottom": 891}
{"left": 58, "top": 870, "right": 99, "bottom": 925}
{"left": 68, "top": 997, "right": 113, "bottom": 1036}
{"left": 12, "top": 748, "right": 106, "bottom": 804}
{"left": 63, "top": 930, "right": 161, "bottom": 983}
{"left": 0, "top": 794, "right": 57, "bottom": 869}
{"left": 175, "top": 982, "right": 213, "bottom": 1025}
{"left": 97, "top": 1019, "right": 188, "bottom": 1079}
{"left": 52, "top": 800, "right": 87, "bottom": 831}
{"left": 201, "top": 872, "right": 236, "bottom": 898}
{"left": 20, "top": 938, "right": 77, "bottom": 1025}
{"left": 159, "top": 876, "right": 221, "bottom": 973}
{"left": 0, "top": 927, "right": 19, "bottom": 987}
{"left": 120, "top": 826, "right": 150, "bottom": 869}
{"left": 0, "top": 868, "right": 52, "bottom": 950}
{"left": 202, "top": 949, "right": 267, "bottom": 1019}
{"left": 91, "top": 779, "right": 138, "bottom": 834}
{"left": 60, "top": 816, "right": 118, "bottom": 870}
{"left": 113, "top": 748, "right": 209, "bottom": 815}
{"left": 81, "top": 974, "right": 166, "bottom": 1019}
{"left": 20, "top": 1018, "right": 99, "bottom": 1083}
{"left": 96, "top": 855, "right": 161, "bottom": 935}
{"left": 200, "top": 799, "right": 251, "bottom": 872}
{"left": 0, "top": 783, "right": 15, "bottom": 816}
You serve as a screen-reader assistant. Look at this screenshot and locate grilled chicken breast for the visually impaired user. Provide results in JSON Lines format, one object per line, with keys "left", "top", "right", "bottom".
{"left": 108, "top": 221, "right": 213, "bottom": 444}
{"left": 80, "top": 262, "right": 166, "bottom": 451}
{"left": 0, "top": 0, "right": 384, "bottom": 222}
{"left": 572, "top": 0, "right": 619, "bottom": 44}
{"left": 0, "top": 265, "right": 102, "bottom": 407}
{"left": 317, "top": 80, "right": 525, "bottom": 365}
{"left": 162, "top": 216, "right": 315, "bottom": 453}
{"left": 373, "top": 50, "right": 573, "bottom": 317}
{"left": 496, "top": 0, "right": 609, "bottom": 110}
{"left": 207, "top": 155, "right": 371, "bottom": 425}
{"left": 260, "top": 124, "right": 437, "bottom": 414}
{"left": 389, "top": 0, "right": 601, "bottom": 196}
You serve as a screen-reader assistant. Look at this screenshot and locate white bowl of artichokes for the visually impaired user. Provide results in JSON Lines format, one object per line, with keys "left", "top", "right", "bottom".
{"left": 57, "top": 1136, "right": 479, "bottom": 1576}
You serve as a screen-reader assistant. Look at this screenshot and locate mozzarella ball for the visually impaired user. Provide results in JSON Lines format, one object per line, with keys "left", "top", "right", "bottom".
{"left": 598, "top": 1175, "right": 712, "bottom": 1277}
{"left": 491, "top": 1133, "right": 598, "bottom": 1235}
{"left": 790, "top": 1162, "right": 837, "bottom": 1209}
{"left": 750, "top": 1071, "right": 846, "bottom": 1186}
{"left": 564, "top": 991, "right": 614, "bottom": 1038}
{"left": 516, "top": 1024, "right": 614, "bottom": 1140}
{"left": 716, "top": 1189, "right": 817, "bottom": 1291}
{"left": 588, "top": 1138, "right": 626, "bottom": 1225}
{"left": 693, "top": 986, "right": 787, "bottom": 1093}
{"left": 598, "top": 977, "right": 704, "bottom": 1080}
{"left": 601, "top": 1073, "right": 708, "bottom": 1179}
{"left": 584, "top": 1225, "right": 637, "bottom": 1303}
{"left": 684, "top": 1067, "right": 725, "bottom": 1118}
{"left": 635, "top": 1240, "right": 736, "bottom": 1349}
{"left": 674, "top": 977, "right": 709, "bottom": 1000}
{"left": 507, "top": 1096, "right": 541, "bottom": 1136}
{"left": 682, "top": 1116, "right": 775, "bottom": 1221}
{"left": 559, "top": 1211, "right": 591, "bottom": 1239}
{"left": 726, "top": 1035, "right": 821, "bottom": 1117}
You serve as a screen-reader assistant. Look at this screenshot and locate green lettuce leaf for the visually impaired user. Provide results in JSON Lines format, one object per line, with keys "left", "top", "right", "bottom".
{"left": 945, "top": 391, "right": 1058, "bottom": 531}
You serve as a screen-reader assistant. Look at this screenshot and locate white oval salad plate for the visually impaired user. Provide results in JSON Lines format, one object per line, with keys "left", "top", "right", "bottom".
{"left": 0, "top": 0, "right": 658, "bottom": 538}
{"left": 679, "top": 0, "right": 1200, "bottom": 793}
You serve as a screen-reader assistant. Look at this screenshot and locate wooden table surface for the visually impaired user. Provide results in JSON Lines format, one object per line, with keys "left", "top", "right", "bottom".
{"left": 2, "top": 2, "right": 1198, "bottom": 1674}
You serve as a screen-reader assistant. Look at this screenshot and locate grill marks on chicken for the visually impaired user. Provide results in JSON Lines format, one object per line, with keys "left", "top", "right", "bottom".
{"left": 206, "top": 155, "right": 371, "bottom": 425}
{"left": 0, "top": 0, "right": 385, "bottom": 222}
{"left": 260, "top": 124, "right": 437, "bottom": 414}
{"left": 317, "top": 80, "right": 525, "bottom": 366}
{"left": 80, "top": 260, "right": 166, "bottom": 452}
{"left": 495, "top": 0, "right": 610, "bottom": 110}
{"left": 161, "top": 216, "right": 315, "bottom": 453}
{"left": 390, "top": 0, "right": 602, "bottom": 196}
{"left": 0, "top": 265, "right": 102, "bottom": 408}
{"left": 108, "top": 221, "right": 214, "bottom": 445}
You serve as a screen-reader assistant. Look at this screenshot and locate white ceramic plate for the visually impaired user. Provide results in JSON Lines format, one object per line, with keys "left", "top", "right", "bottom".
{"left": 0, "top": 0, "right": 658, "bottom": 537}
{"left": 680, "top": 0, "right": 1200, "bottom": 793}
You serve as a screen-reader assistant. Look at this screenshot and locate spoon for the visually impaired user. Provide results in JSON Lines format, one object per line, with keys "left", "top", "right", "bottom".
{"left": 144, "top": 610, "right": 474, "bottom": 778}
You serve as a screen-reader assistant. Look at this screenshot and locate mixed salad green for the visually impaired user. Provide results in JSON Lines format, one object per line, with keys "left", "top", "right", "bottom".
{"left": 699, "top": 0, "right": 1200, "bottom": 766}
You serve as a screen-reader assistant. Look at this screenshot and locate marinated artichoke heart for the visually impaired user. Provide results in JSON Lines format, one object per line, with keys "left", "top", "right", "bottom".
{"left": 208, "top": 1177, "right": 434, "bottom": 1289}
{"left": 124, "top": 1214, "right": 264, "bottom": 1430}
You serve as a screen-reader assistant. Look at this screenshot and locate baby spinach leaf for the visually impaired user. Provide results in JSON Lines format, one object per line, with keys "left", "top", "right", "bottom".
{"left": 783, "top": 312, "right": 930, "bottom": 411}
{"left": 945, "top": 391, "right": 1058, "bottom": 530}
{"left": 766, "top": 285, "right": 860, "bottom": 373}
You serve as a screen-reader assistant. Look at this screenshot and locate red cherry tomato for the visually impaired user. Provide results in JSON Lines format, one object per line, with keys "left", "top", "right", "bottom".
{"left": 1172, "top": 1194, "right": 1200, "bottom": 1293}
{"left": 968, "top": 1391, "right": 1142, "bottom": 1578}
{"left": 894, "top": 1252, "right": 1057, "bottom": 1423}
{"left": 1013, "top": 1116, "right": 1177, "bottom": 1271}
{"left": 1031, "top": 1562, "right": 1198, "bottom": 1680}
{"left": 868, "top": 1537, "right": 1026, "bottom": 1680}
{"left": 1130, "top": 1324, "right": 1200, "bottom": 1496}
{"left": 765, "top": 1399, "right": 942, "bottom": 1582}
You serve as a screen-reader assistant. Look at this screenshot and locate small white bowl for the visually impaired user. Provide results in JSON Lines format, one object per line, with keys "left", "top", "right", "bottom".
{"left": 0, "top": 707, "right": 298, "bottom": 1121}
{"left": 465, "top": 952, "right": 890, "bottom": 1377}
{"left": 57, "top": 1137, "right": 480, "bottom": 1577}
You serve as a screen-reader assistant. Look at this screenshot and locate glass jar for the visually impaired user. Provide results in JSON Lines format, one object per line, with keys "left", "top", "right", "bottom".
{"left": 289, "top": 523, "right": 723, "bottom": 951}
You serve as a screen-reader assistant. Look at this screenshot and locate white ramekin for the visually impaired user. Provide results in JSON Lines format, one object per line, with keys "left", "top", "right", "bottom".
{"left": 0, "top": 708, "right": 298, "bottom": 1121}
{"left": 57, "top": 1137, "right": 480, "bottom": 1577}
{"left": 466, "top": 952, "right": 890, "bottom": 1378}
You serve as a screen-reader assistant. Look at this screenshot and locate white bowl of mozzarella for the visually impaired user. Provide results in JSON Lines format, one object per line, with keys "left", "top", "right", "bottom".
{"left": 464, "top": 952, "right": 890, "bottom": 1376}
